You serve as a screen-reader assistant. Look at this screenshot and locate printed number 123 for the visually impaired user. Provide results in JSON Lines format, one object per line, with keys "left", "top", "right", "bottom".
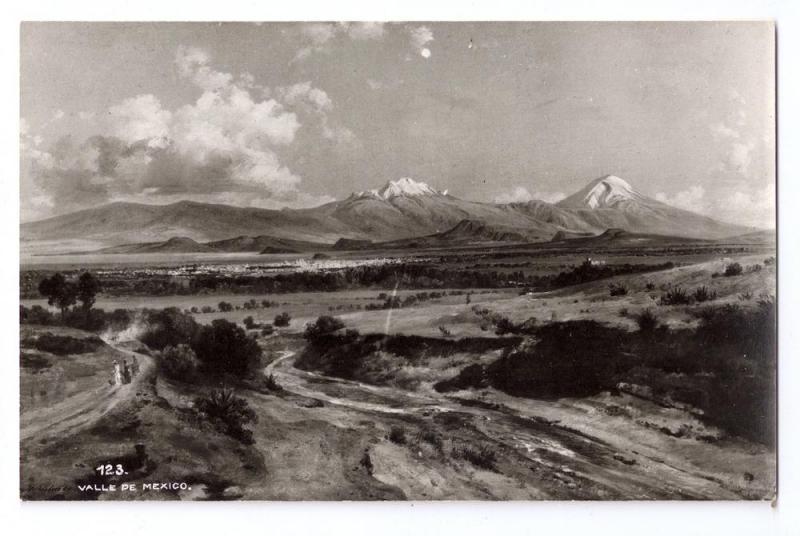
{"left": 96, "top": 464, "right": 126, "bottom": 476}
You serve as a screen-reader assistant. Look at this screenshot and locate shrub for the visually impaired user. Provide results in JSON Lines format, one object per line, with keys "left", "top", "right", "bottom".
{"left": 434, "top": 363, "right": 487, "bottom": 392}
{"left": 192, "top": 319, "right": 262, "bottom": 378}
{"left": 140, "top": 308, "right": 199, "bottom": 350}
{"left": 724, "top": 262, "right": 743, "bottom": 277}
{"left": 660, "top": 287, "right": 691, "bottom": 306}
{"left": 194, "top": 388, "right": 257, "bottom": 443}
{"left": 487, "top": 321, "right": 630, "bottom": 398}
{"left": 30, "top": 333, "right": 103, "bottom": 355}
{"left": 261, "top": 324, "right": 274, "bottom": 336}
{"left": 243, "top": 316, "right": 256, "bottom": 329}
{"left": 274, "top": 312, "right": 291, "bottom": 327}
{"left": 645, "top": 282, "right": 656, "bottom": 291}
{"left": 303, "top": 315, "right": 344, "bottom": 339}
{"left": 692, "top": 286, "right": 717, "bottom": 303}
{"left": 438, "top": 325, "right": 452, "bottom": 337}
{"left": 263, "top": 373, "right": 281, "bottom": 391}
{"left": 634, "top": 309, "right": 659, "bottom": 332}
{"left": 608, "top": 282, "right": 628, "bottom": 296}
{"left": 20, "top": 305, "right": 56, "bottom": 325}
{"left": 452, "top": 444, "right": 497, "bottom": 471}
{"left": 388, "top": 426, "right": 407, "bottom": 445}
{"left": 159, "top": 344, "right": 200, "bottom": 381}
{"left": 218, "top": 301, "right": 234, "bottom": 312}
{"left": 201, "top": 305, "right": 214, "bottom": 313}
{"left": 764, "top": 256, "right": 776, "bottom": 266}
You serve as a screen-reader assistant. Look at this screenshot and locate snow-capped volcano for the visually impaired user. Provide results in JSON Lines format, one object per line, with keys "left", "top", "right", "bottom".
{"left": 557, "top": 175, "right": 648, "bottom": 209}
{"left": 353, "top": 177, "right": 443, "bottom": 200}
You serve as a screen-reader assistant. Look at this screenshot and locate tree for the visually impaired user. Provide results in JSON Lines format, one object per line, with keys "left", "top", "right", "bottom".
{"left": 243, "top": 316, "right": 256, "bottom": 329}
{"left": 192, "top": 319, "right": 262, "bottom": 378}
{"left": 38, "top": 273, "right": 77, "bottom": 317}
{"left": 274, "top": 312, "right": 291, "bottom": 327}
{"left": 159, "top": 344, "right": 200, "bottom": 381}
{"left": 76, "top": 272, "right": 101, "bottom": 315}
{"left": 218, "top": 301, "right": 234, "bottom": 312}
{"left": 304, "top": 315, "right": 345, "bottom": 339}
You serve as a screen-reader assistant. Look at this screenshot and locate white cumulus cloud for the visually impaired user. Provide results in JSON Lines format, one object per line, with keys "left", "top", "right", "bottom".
{"left": 494, "top": 186, "right": 564, "bottom": 204}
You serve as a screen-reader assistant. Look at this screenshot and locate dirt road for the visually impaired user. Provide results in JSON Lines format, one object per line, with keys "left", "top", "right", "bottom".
{"left": 255, "top": 347, "right": 773, "bottom": 500}
{"left": 20, "top": 343, "right": 154, "bottom": 442}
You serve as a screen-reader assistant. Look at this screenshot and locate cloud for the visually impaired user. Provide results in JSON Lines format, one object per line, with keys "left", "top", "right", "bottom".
{"left": 341, "top": 22, "right": 386, "bottom": 41}
{"left": 655, "top": 185, "right": 708, "bottom": 213}
{"left": 655, "top": 183, "right": 774, "bottom": 228}
{"left": 710, "top": 87, "right": 758, "bottom": 177}
{"left": 409, "top": 25, "right": 434, "bottom": 58}
{"left": 21, "top": 46, "right": 356, "bottom": 219}
{"left": 715, "top": 183, "right": 775, "bottom": 228}
{"left": 294, "top": 22, "right": 386, "bottom": 61}
{"left": 175, "top": 46, "right": 233, "bottom": 91}
{"left": 494, "top": 186, "right": 565, "bottom": 204}
{"left": 107, "top": 94, "right": 172, "bottom": 147}
{"left": 277, "top": 82, "right": 332, "bottom": 112}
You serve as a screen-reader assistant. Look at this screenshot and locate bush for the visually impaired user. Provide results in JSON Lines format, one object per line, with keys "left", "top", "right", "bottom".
{"left": 764, "top": 256, "right": 775, "bottom": 266}
{"left": 634, "top": 309, "right": 659, "bottom": 332}
{"left": 20, "top": 305, "right": 56, "bottom": 325}
{"left": 724, "top": 262, "right": 743, "bottom": 277}
{"left": 438, "top": 325, "right": 452, "bottom": 337}
{"left": 263, "top": 373, "right": 281, "bottom": 391}
{"left": 645, "top": 282, "right": 656, "bottom": 291}
{"left": 452, "top": 444, "right": 497, "bottom": 471}
{"left": 261, "top": 324, "right": 274, "bottom": 336}
{"left": 139, "top": 308, "right": 199, "bottom": 351}
{"left": 243, "top": 316, "right": 256, "bottom": 329}
{"left": 608, "top": 282, "right": 628, "bottom": 296}
{"left": 487, "top": 321, "right": 631, "bottom": 398}
{"left": 158, "top": 344, "right": 200, "bottom": 381}
{"left": 194, "top": 388, "right": 258, "bottom": 443}
{"left": 388, "top": 426, "right": 407, "bottom": 445}
{"left": 218, "top": 301, "right": 234, "bottom": 312}
{"left": 660, "top": 287, "right": 691, "bottom": 306}
{"left": 434, "top": 363, "right": 487, "bottom": 392}
{"left": 274, "top": 312, "right": 291, "bottom": 327}
{"left": 29, "top": 333, "right": 103, "bottom": 355}
{"left": 304, "top": 315, "right": 344, "bottom": 339}
{"left": 201, "top": 305, "right": 214, "bottom": 313}
{"left": 692, "top": 286, "right": 717, "bottom": 303}
{"left": 192, "top": 319, "right": 262, "bottom": 378}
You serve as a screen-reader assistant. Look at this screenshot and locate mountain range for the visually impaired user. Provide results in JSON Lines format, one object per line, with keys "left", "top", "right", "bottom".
{"left": 21, "top": 175, "right": 760, "bottom": 254}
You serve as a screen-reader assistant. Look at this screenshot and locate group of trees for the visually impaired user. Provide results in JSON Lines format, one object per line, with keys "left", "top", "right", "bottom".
{"left": 37, "top": 272, "right": 101, "bottom": 318}
{"left": 142, "top": 308, "right": 262, "bottom": 381}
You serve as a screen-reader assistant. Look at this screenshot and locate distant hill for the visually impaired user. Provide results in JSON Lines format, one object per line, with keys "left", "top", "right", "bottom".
{"left": 22, "top": 175, "right": 759, "bottom": 254}
{"left": 550, "top": 228, "right": 705, "bottom": 247}
{"left": 95, "top": 236, "right": 216, "bottom": 254}
{"left": 715, "top": 229, "right": 776, "bottom": 245}
{"left": 207, "top": 235, "right": 331, "bottom": 254}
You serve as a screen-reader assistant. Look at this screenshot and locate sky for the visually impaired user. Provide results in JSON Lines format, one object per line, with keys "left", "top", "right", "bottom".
{"left": 20, "top": 22, "right": 775, "bottom": 227}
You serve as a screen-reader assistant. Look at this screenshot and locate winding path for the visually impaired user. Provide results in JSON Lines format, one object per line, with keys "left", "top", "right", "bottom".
{"left": 20, "top": 340, "right": 154, "bottom": 441}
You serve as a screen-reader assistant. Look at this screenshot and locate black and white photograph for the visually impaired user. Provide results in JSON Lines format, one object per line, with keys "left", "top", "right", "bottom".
{"left": 17, "top": 19, "right": 779, "bottom": 503}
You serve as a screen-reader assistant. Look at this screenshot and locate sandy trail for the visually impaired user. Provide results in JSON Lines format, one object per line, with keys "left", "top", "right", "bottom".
{"left": 20, "top": 342, "right": 154, "bottom": 441}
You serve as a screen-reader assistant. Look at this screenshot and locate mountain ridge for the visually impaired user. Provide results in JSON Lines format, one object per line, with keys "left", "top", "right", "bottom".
{"left": 21, "top": 175, "right": 759, "bottom": 253}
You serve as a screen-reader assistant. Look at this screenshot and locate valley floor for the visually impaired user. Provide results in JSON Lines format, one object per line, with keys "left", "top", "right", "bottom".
{"left": 19, "top": 251, "right": 776, "bottom": 500}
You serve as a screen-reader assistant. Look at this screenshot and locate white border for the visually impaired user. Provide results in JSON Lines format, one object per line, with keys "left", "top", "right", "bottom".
{"left": 2, "top": 2, "right": 798, "bottom": 535}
